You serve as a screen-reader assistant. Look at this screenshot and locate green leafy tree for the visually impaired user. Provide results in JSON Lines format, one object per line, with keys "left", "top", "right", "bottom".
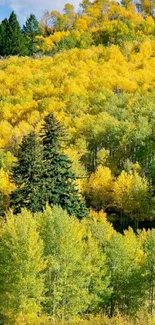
{"left": 145, "top": 229, "right": 155, "bottom": 314}
{"left": 0, "top": 209, "right": 45, "bottom": 324}
{"left": 38, "top": 205, "right": 109, "bottom": 319}
{"left": 112, "top": 171, "right": 153, "bottom": 229}
{"left": 84, "top": 231, "right": 111, "bottom": 314}
{"left": 23, "top": 14, "right": 41, "bottom": 55}
{"left": 121, "top": 0, "right": 132, "bottom": 9}
{"left": 106, "top": 229, "right": 146, "bottom": 316}
{"left": 38, "top": 205, "right": 89, "bottom": 318}
{"left": 80, "top": 0, "right": 92, "bottom": 12}
{"left": 53, "top": 34, "right": 77, "bottom": 53}
{"left": 10, "top": 131, "right": 45, "bottom": 213}
{"left": 41, "top": 113, "right": 88, "bottom": 219}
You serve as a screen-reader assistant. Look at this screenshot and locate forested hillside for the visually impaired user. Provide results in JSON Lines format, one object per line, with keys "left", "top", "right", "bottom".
{"left": 1, "top": 36, "right": 155, "bottom": 228}
{"left": 1, "top": 0, "right": 155, "bottom": 324}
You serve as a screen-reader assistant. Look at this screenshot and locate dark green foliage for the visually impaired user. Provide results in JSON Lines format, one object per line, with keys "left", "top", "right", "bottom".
{"left": 54, "top": 35, "right": 77, "bottom": 53}
{"left": 10, "top": 116, "right": 87, "bottom": 218}
{"left": 7, "top": 11, "right": 28, "bottom": 56}
{"left": 0, "top": 194, "right": 7, "bottom": 217}
{"left": 0, "top": 11, "right": 28, "bottom": 56}
{"left": 23, "top": 14, "right": 41, "bottom": 55}
{"left": 93, "top": 21, "right": 135, "bottom": 47}
{"left": 53, "top": 32, "right": 93, "bottom": 55}
{"left": 41, "top": 113, "right": 88, "bottom": 219}
{"left": 10, "top": 131, "right": 44, "bottom": 213}
{"left": 0, "top": 19, "right": 8, "bottom": 56}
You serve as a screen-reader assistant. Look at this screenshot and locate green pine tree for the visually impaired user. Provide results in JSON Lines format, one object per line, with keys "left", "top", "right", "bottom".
{"left": 23, "top": 14, "right": 41, "bottom": 56}
{"left": 0, "top": 19, "right": 8, "bottom": 56}
{"left": 41, "top": 113, "right": 88, "bottom": 219}
{"left": 5, "top": 11, "right": 28, "bottom": 56}
{"left": 10, "top": 131, "right": 45, "bottom": 213}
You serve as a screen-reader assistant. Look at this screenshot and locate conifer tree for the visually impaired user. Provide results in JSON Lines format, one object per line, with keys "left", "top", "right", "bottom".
{"left": 5, "top": 11, "right": 28, "bottom": 56}
{"left": 41, "top": 113, "right": 88, "bottom": 219}
{"left": 23, "top": 14, "right": 41, "bottom": 55}
{"left": 10, "top": 131, "right": 44, "bottom": 213}
{"left": 0, "top": 19, "right": 8, "bottom": 56}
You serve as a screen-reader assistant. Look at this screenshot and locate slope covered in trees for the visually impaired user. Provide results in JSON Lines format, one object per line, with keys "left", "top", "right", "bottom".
{"left": 38, "top": 0, "right": 155, "bottom": 55}
{"left": 0, "top": 40, "right": 155, "bottom": 227}
{"left": 1, "top": 0, "right": 155, "bottom": 323}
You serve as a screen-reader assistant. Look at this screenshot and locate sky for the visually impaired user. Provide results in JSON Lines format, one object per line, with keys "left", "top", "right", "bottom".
{"left": 0, "top": 0, "right": 81, "bottom": 24}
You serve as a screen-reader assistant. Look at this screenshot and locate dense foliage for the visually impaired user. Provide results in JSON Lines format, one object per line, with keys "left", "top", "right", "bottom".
{"left": 1, "top": 0, "right": 155, "bottom": 323}
{"left": 0, "top": 207, "right": 155, "bottom": 324}
{"left": 1, "top": 37, "right": 155, "bottom": 227}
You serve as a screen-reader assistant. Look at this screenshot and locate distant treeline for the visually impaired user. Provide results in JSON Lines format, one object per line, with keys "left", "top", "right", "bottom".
{"left": 1, "top": 0, "right": 155, "bottom": 57}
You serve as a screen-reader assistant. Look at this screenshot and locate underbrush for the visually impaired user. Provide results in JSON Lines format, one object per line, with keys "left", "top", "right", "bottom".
{"left": 15, "top": 313, "right": 155, "bottom": 325}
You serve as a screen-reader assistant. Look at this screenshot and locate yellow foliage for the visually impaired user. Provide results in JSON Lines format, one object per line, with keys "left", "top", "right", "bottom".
{"left": 90, "top": 209, "right": 107, "bottom": 221}
{"left": 15, "top": 313, "right": 50, "bottom": 325}
{"left": 0, "top": 42, "right": 154, "bottom": 150}
{"left": 75, "top": 14, "right": 91, "bottom": 30}
{"left": 112, "top": 171, "right": 149, "bottom": 219}
{"left": 13, "top": 313, "right": 155, "bottom": 325}
{"left": 0, "top": 168, "right": 16, "bottom": 195}
{"left": 84, "top": 165, "right": 114, "bottom": 209}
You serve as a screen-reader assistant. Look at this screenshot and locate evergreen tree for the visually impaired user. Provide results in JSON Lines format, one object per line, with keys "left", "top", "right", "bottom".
{"left": 5, "top": 11, "right": 28, "bottom": 56}
{"left": 0, "top": 19, "right": 8, "bottom": 56}
{"left": 10, "top": 131, "right": 44, "bottom": 213}
{"left": 41, "top": 113, "right": 88, "bottom": 219}
{"left": 23, "top": 14, "right": 41, "bottom": 56}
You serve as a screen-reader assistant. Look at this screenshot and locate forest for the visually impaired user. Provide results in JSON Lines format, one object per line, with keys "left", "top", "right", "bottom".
{"left": 1, "top": 0, "right": 155, "bottom": 323}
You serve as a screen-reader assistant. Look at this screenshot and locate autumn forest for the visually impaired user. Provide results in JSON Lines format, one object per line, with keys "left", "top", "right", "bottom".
{"left": 1, "top": 0, "right": 155, "bottom": 324}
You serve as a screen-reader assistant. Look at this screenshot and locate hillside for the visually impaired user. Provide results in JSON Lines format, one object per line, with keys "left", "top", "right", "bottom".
{"left": 1, "top": 0, "right": 155, "bottom": 323}
{"left": 1, "top": 41, "right": 155, "bottom": 227}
